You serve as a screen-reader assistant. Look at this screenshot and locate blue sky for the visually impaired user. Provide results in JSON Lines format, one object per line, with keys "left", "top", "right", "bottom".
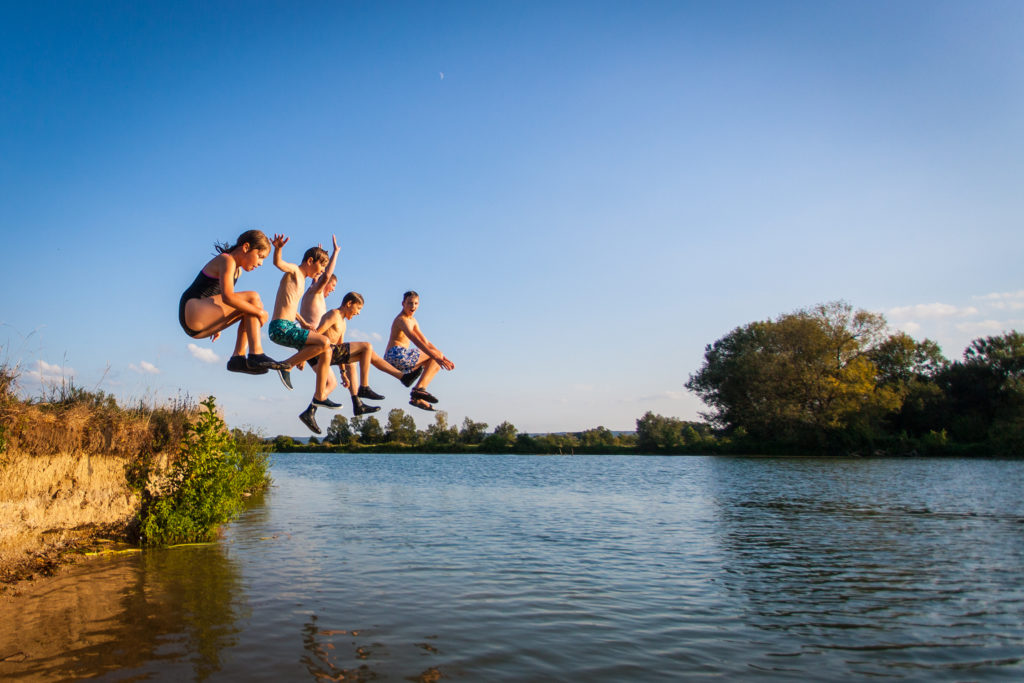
{"left": 1, "top": 1, "right": 1022, "bottom": 437}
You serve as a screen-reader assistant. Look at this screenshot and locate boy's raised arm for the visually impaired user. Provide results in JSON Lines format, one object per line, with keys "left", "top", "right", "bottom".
{"left": 312, "top": 234, "right": 340, "bottom": 295}
{"left": 272, "top": 233, "right": 296, "bottom": 273}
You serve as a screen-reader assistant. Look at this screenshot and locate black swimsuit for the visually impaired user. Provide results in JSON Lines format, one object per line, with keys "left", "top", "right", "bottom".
{"left": 179, "top": 270, "right": 225, "bottom": 337}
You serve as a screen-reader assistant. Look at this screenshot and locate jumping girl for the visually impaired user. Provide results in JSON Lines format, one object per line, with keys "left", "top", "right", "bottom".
{"left": 178, "top": 229, "right": 287, "bottom": 374}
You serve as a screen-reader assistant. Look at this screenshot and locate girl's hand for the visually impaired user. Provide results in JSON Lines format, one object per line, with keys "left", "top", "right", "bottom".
{"left": 211, "top": 331, "right": 221, "bottom": 342}
{"left": 257, "top": 309, "right": 269, "bottom": 327}
{"left": 271, "top": 234, "right": 288, "bottom": 249}
{"left": 331, "top": 234, "right": 338, "bottom": 251}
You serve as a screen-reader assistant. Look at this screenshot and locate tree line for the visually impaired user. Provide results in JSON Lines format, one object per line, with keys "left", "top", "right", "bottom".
{"left": 268, "top": 301, "right": 1023, "bottom": 456}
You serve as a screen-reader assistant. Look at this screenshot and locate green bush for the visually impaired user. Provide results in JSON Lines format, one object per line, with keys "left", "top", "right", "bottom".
{"left": 139, "top": 396, "right": 269, "bottom": 546}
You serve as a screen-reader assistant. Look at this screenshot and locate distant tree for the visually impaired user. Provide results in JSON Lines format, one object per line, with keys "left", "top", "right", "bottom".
{"left": 869, "top": 332, "right": 948, "bottom": 386}
{"left": 325, "top": 415, "right": 352, "bottom": 445}
{"left": 273, "top": 435, "right": 296, "bottom": 451}
{"left": 514, "top": 433, "right": 539, "bottom": 453}
{"left": 359, "top": 416, "right": 384, "bottom": 444}
{"left": 307, "top": 436, "right": 320, "bottom": 445}
{"left": 480, "top": 421, "right": 517, "bottom": 452}
{"left": 534, "top": 432, "right": 578, "bottom": 453}
{"left": 424, "top": 411, "right": 459, "bottom": 449}
{"left": 636, "top": 412, "right": 686, "bottom": 450}
{"left": 577, "top": 426, "right": 617, "bottom": 449}
{"left": 868, "top": 332, "right": 949, "bottom": 437}
{"left": 385, "top": 408, "right": 418, "bottom": 444}
{"left": 934, "top": 331, "right": 1024, "bottom": 445}
{"left": 459, "top": 417, "right": 489, "bottom": 445}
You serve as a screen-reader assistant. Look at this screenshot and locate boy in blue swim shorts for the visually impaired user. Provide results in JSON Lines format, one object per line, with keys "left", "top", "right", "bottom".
{"left": 383, "top": 345, "right": 421, "bottom": 374}
{"left": 268, "top": 233, "right": 341, "bottom": 434}
{"left": 385, "top": 291, "right": 455, "bottom": 412}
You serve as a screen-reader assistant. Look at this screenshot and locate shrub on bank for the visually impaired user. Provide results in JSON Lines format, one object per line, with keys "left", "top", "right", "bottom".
{"left": 139, "top": 396, "right": 269, "bottom": 546}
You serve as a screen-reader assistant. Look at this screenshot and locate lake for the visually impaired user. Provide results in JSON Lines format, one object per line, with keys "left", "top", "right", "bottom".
{"left": 2, "top": 454, "right": 1023, "bottom": 681}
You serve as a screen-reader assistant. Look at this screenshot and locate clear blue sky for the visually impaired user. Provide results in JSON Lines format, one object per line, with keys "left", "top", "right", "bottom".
{"left": 2, "top": 1, "right": 1022, "bottom": 437}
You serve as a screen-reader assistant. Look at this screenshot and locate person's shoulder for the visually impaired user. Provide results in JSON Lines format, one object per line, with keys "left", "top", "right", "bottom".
{"left": 210, "top": 251, "right": 233, "bottom": 269}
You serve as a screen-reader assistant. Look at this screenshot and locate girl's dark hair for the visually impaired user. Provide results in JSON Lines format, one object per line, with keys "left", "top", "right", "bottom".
{"left": 403, "top": 290, "right": 419, "bottom": 301}
{"left": 341, "top": 291, "right": 364, "bottom": 307}
{"left": 216, "top": 229, "right": 270, "bottom": 255}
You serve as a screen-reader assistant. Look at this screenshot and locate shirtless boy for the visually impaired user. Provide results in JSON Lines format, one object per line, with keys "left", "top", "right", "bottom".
{"left": 313, "top": 291, "right": 425, "bottom": 416}
{"left": 384, "top": 291, "right": 455, "bottom": 411}
{"left": 300, "top": 270, "right": 338, "bottom": 330}
{"left": 267, "top": 233, "right": 341, "bottom": 434}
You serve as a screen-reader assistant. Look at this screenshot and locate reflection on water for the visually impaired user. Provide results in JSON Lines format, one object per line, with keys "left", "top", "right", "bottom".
{"left": 1, "top": 456, "right": 1023, "bottom": 681}
{"left": 0, "top": 516, "right": 248, "bottom": 680}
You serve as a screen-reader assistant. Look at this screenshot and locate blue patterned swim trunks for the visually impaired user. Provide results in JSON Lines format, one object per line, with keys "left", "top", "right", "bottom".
{"left": 269, "top": 319, "right": 310, "bottom": 350}
{"left": 384, "top": 345, "right": 420, "bottom": 373}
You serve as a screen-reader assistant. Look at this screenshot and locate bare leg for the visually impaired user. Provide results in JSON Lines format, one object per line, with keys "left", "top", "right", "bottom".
{"left": 324, "top": 367, "right": 338, "bottom": 395}
{"left": 415, "top": 358, "right": 442, "bottom": 390}
{"left": 185, "top": 291, "right": 263, "bottom": 340}
{"left": 346, "top": 342, "right": 374, "bottom": 388}
{"left": 369, "top": 350, "right": 403, "bottom": 380}
{"left": 233, "top": 320, "right": 249, "bottom": 357}
{"left": 282, "top": 332, "right": 332, "bottom": 368}
{"left": 343, "top": 363, "right": 357, "bottom": 396}
{"left": 312, "top": 346, "right": 332, "bottom": 401}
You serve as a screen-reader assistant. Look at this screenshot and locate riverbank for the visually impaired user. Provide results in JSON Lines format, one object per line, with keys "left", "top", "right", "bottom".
{"left": 0, "top": 386, "right": 189, "bottom": 586}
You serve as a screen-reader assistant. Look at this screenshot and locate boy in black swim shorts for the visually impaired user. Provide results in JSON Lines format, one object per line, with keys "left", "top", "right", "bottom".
{"left": 314, "top": 292, "right": 424, "bottom": 416}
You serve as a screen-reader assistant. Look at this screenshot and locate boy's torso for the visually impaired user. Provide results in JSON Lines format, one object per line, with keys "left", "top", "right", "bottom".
{"left": 273, "top": 270, "right": 304, "bottom": 320}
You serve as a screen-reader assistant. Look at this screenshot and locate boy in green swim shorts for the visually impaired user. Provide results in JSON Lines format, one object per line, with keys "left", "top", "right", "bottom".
{"left": 267, "top": 233, "right": 341, "bottom": 434}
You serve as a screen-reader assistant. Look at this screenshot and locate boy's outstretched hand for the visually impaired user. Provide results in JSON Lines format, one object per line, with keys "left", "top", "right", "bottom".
{"left": 271, "top": 234, "right": 289, "bottom": 249}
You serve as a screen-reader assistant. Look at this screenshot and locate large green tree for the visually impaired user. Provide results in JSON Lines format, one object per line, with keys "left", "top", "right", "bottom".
{"left": 686, "top": 301, "right": 900, "bottom": 446}
{"left": 935, "top": 331, "right": 1024, "bottom": 446}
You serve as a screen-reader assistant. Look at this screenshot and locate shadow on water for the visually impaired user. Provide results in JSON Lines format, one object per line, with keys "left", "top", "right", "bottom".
{"left": 0, "top": 540, "right": 246, "bottom": 681}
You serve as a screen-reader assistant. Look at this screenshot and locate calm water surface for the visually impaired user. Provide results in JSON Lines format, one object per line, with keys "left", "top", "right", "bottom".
{"left": 2, "top": 455, "right": 1023, "bottom": 681}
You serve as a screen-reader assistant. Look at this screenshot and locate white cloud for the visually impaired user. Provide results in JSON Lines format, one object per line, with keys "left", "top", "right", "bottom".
{"left": 634, "top": 390, "right": 686, "bottom": 402}
{"left": 25, "top": 359, "right": 74, "bottom": 383}
{"left": 973, "top": 290, "right": 1024, "bottom": 302}
{"left": 955, "top": 319, "right": 1024, "bottom": 336}
{"left": 901, "top": 321, "right": 922, "bottom": 335}
{"left": 187, "top": 343, "right": 220, "bottom": 364}
{"left": 888, "top": 303, "right": 977, "bottom": 320}
{"left": 129, "top": 361, "right": 161, "bottom": 375}
{"left": 347, "top": 328, "right": 383, "bottom": 342}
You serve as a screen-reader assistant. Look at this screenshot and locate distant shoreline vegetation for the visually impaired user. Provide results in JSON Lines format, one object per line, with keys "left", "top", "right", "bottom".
{"left": 270, "top": 300, "right": 1023, "bottom": 457}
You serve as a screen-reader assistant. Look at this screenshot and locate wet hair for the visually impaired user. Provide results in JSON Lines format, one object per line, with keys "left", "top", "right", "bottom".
{"left": 215, "top": 229, "right": 270, "bottom": 255}
{"left": 403, "top": 290, "right": 419, "bottom": 302}
{"left": 328, "top": 274, "right": 338, "bottom": 283}
{"left": 341, "top": 291, "right": 364, "bottom": 307}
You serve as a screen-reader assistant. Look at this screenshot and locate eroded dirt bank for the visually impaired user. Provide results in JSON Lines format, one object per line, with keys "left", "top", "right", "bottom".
{"left": 0, "top": 450, "right": 173, "bottom": 585}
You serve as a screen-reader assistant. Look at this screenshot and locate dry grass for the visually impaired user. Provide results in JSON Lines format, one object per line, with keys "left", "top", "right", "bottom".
{"left": 0, "top": 366, "right": 196, "bottom": 460}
